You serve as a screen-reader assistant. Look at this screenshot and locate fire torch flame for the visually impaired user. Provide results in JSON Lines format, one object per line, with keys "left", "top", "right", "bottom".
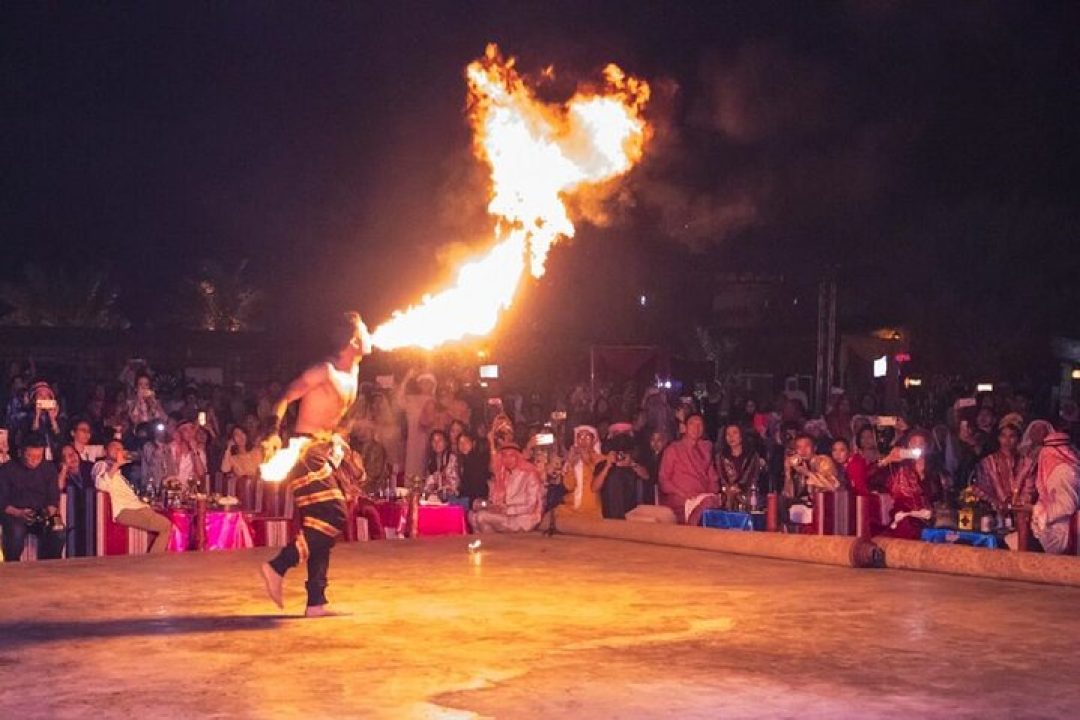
{"left": 259, "top": 437, "right": 311, "bottom": 482}
{"left": 371, "top": 44, "right": 650, "bottom": 351}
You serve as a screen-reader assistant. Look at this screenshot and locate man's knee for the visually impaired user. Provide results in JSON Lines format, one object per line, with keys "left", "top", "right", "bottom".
{"left": 147, "top": 511, "right": 171, "bottom": 533}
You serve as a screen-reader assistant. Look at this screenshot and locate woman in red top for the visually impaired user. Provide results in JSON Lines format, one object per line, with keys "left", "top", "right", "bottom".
{"left": 870, "top": 430, "right": 947, "bottom": 540}
{"left": 848, "top": 426, "right": 879, "bottom": 496}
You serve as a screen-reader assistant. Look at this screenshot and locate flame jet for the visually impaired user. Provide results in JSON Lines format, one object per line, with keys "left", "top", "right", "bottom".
{"left": 371, "top": 44, "right": 650, "bottom": 351}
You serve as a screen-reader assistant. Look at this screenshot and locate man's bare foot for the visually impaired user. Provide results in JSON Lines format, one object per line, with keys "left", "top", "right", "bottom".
{"left": 260, "top": 563, "right": 284, "bottom": 609}
{"left": 304, "top": 604, "right": 348, "bottom": 618}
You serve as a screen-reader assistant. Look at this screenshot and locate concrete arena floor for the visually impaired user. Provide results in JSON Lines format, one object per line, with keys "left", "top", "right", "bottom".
{"left": 1, "top": 535, "right": 1078, "bottom": 719}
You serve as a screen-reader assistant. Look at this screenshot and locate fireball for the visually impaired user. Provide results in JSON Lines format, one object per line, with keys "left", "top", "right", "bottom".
{"left": 371, "top": 44, "right": 650, "bottom": 350}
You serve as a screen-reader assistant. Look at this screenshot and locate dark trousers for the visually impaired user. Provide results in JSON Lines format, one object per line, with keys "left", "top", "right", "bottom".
{"left": 1, "top": 517, "right": 66, "bottom": 561}
{"left": 267, "top": 440, "right": 346, "bottom": 606}
{"left": 600, "top": 470, "right": 640, "bottom": 520}
{"left": 268, "top": 526, "right": 336, "bottom": 606}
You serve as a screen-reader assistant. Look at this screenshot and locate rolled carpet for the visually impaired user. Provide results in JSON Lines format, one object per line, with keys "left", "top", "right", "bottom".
{"left": 874, "top": 537, "right": 1080, "bottom": 588}
{"left": 556, "top": 515, "right": 881, "bottom": 569}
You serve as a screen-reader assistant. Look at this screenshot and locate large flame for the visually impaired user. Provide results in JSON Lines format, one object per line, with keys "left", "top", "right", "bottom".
{"left": 371, "top": 44, "right": 650, "bottom": 350}
{"left": 259, "top": 437, "right": 310, "bottom": 482}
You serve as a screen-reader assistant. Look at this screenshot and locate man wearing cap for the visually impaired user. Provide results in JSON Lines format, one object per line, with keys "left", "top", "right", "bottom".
{"left": 0, "top": 432, "right": 65, "bottom": 560}
{"left": 469, "top": 444, "right": 543, "bottom": 533}
{"left": 260, "top": 311, "right": 372, "bottom": 617}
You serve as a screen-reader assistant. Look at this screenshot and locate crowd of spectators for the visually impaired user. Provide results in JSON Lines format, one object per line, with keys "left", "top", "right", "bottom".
{"left": 2, "top": 355, "right": 1079, "bottom": 561}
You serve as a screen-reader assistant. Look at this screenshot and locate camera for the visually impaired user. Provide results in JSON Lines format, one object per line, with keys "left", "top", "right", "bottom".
{"left": 36, "top": 398, "right": 58, "bottom": 412}
{"left": 27, "top": 509, "right": 64, "bottom": 533}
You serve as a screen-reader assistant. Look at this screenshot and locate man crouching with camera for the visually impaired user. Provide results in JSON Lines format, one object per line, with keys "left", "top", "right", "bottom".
{"left": 93, "top": 439, "right": 173, "bottom": 553}
{"left": 0, "top": 432, "right": 65, "bottom": 561}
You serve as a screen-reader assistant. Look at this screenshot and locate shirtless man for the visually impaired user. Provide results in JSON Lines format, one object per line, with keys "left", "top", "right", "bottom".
{"left": 260, "top": 311, "right": 372, "bottom": 616}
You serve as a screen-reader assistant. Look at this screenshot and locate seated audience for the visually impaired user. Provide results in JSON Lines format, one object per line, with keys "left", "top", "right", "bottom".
{"left": 93, "top": 439, "right": 172, "bottom": 552}
{"left": 974, "top": 423, "right": 1034, "bottom": 512}
{"left": 871, "top": 431, "right": 942, "bottom": 539}
{"left": 424, "top": 429, "right": 467, "bottom": 511}
{"left": 658, "top": 414, "right": 719, "bottom": 525}
{"left": 831, "top": 438, "right": 867, "bottom": 495}
{"left": 638, "top": 430, "right": 668, "bottom": 505}
{"left": 561, "top": 425, "right": 603, "bottom": 518}
{"left": 470, "top": 444, "right": 542, "bottom": 533}
{"left": 1031, "top": 428, "right": 1080, "bottom": 554}
{"left": 594, "top": 432, "right": 646, "bottom": 519}
{"left": 0, "top": 433, "right": 65, "bottom": 560}
{"left": 784, "top": 433, "right": 841, "bottom": 500}
{"left": 716, "top": 423, "right": 766, "bottom": 510}
{"left": 26, "top": 381, "right": 64, "bottom": 461}
{"left": 69, "top": 418, "right": 104, "bottom": 462}
{"left": 127, "top": 372, "right": 166, "bottom": 425}
{"left": 457, "top": 432, "right": 490, "bottom": 509}
{"left": 221, "top": 425, "right": 263, "bottom": 508}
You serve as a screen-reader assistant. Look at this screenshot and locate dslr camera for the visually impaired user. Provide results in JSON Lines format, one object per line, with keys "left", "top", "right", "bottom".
{"left": 27, "top": 509, "right": 64, "bottom": 533}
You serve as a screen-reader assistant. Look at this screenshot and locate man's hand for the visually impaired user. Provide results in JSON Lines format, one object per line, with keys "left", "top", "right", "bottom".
{"left": 6, "top": 506, "right": 33, "bottom": 521}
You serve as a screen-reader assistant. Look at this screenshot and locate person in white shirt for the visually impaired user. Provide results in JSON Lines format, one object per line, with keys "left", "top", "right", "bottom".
{"left": 172, "top": 419, "right": 208, "bottom": 492}
{"left": 469, "top": 444, "right": 543, "bottom": 534}
{"left": 93, "top": 440, "right": 172, "bottom": 553}
{"left": 70, "top": 419, "right": 104, "bottom": 463}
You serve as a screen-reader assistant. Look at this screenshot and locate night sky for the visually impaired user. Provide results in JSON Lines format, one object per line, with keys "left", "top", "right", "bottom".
{"left": 3, "top": 2, "right": 1078, "bottom": 368}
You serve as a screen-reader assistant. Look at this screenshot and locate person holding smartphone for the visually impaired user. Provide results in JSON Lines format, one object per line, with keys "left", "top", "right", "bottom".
{"left": 593, "top": 432, "right": 648, "bottom": 520}
{"left": 27, "top": 381, "right": 63, "bottom": 461}
{"left": 221, "top": 425, "right": 263, "bottom": 509}
{"left": 870, "top": 431, "right": 945, "bottom": 539}
{"left": 127, "top": 372, "right": 166, "bottom": 425}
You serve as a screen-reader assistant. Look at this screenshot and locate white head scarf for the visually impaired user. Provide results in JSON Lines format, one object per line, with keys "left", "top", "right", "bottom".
{"left": 570, "top": 425, "right": 600, "bottom": 509}
{"left": 1019, "top": 420, "right": 1054, "bottom": 457}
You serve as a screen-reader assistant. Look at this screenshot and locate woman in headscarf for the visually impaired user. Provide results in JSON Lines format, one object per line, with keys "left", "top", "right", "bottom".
{"left": 560, "top": 425, "right": 603, "bottom": 518}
